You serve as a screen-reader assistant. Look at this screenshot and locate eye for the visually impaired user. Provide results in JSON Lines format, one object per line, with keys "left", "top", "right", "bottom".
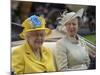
{"left": 73, "top": 23, "right": 76, "bottom": 25}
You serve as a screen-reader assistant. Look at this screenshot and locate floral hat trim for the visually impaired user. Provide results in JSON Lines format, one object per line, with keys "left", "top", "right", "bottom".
{"left": 29, "top": 15, "right": 41, "bottom": 28}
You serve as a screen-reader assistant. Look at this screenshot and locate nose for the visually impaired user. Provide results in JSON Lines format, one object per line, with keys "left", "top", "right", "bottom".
{"left": 37, "top": 35, "right": 42, "bottom": 39}
{"left": 36, "top": 34, "right": 44, "bottom": 40}
{"left": 70, "top": 23, "right": 74, "bottom": 28}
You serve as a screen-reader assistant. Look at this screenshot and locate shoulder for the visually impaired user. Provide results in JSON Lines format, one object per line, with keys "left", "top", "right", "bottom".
{"left": 56, "top": 37, "right": 68, "bottom": 48}
{"left": 42, "top": 46, "right": 52, "bottom": 53}
{"left": 57, "top": 37, "right": 65, "bottom": 45}
{"left": 56, "top": 38, "right": 68, "bottom": 53}
{"left": 42, "top": 46, "right": 54, "bottom": 56}
{"left": 78, "top": 36, "right": 86, "bottom": 46}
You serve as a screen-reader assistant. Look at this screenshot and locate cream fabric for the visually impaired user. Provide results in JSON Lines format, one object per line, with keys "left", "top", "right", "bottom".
{"left": 54, "top": 35, "right": 90, "bottom": 71}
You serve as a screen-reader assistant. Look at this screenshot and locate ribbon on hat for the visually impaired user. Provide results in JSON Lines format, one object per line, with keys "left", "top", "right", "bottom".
{"left": 29, "top": 15, "right": 41, "bottom": 28}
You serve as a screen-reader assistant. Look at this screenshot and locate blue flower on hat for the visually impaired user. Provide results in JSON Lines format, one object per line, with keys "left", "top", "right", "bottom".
{"left": 29, "top": 15, "right": 41, "bottom": 28}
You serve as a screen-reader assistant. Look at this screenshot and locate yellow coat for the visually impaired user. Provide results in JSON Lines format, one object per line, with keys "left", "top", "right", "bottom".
{"left": 12, "top": 42, "right": 56, "bottom": 74}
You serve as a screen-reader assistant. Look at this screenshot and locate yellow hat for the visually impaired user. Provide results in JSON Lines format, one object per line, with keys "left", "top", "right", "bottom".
{"left": 20, "top": 15, "right": 51, "bottom": 39}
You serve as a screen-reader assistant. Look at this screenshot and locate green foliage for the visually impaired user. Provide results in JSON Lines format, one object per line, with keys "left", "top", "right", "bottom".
{"left": 84, "top": 34, "right": 96, "bottom": 44}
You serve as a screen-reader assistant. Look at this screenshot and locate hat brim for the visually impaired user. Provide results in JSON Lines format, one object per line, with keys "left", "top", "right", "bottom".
{"left": 20, "top": 28, "right": 51, "bottom": 39}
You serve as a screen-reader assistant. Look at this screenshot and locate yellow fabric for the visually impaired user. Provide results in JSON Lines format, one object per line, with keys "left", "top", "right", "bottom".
{"left": 12, "top": 42, "right": 56, "bottom": 74}
{"left": 22, "top": 16, "right": 46, "bottom": 31}
{"left": 20, "top": 16, "right": 51, "bottom": 39}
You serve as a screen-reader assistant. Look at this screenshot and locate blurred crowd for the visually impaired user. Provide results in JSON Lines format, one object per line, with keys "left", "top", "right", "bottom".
{"left": 11, "top": 1, "right": 70, "bottom": 29}
{"left": 12, "top": 1, "right": 96, "bottom": 30}
{"left": 11, "top": 1, "right": 96, "bottom": 41}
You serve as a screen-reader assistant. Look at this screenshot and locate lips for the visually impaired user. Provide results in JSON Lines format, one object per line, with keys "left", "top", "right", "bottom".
{"left": 70, "top": 29, "right": 75, "bottom": 32}
{"left": 35, "top": 40, "right": 42, "bottom": 44}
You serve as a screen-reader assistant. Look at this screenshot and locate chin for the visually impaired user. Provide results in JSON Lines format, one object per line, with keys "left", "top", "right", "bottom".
{"left": 69, "top": 33, "right": 76, "bottom": 37}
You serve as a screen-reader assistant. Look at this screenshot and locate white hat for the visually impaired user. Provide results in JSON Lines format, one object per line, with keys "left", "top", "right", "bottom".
{"left": 59, "top": 8, "right": 84, "bottom": 25}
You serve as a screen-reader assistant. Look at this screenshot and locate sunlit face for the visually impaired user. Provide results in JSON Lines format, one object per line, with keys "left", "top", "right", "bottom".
{"left": 26, "top": 30, "right": 46, "bottom": 49}
{"left": 65, "top": 18, "right": 79, "bottom": 37}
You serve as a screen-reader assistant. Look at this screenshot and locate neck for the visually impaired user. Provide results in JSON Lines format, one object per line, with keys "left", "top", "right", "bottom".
{"left": 67, "top": 33, "right": 78, "bottom": 40}
{"left": 26, "top": 41, "right": 42, "bottom": 60}
{"left": 31, "top": 45, "right": 41, "bottom": 53}
{"left": 33, "top": 47, "right": 40, "bottom": 52}
{"left": 70, "top": 35, "right": 75, "bottom": 38}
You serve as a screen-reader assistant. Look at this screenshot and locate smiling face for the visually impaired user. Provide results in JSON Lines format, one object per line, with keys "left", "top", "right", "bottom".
{"left": 25, "top": 30, "right": 46, "bottom": 50}
{"left": 65, "top": 18, "right": 79, "bottom": 37}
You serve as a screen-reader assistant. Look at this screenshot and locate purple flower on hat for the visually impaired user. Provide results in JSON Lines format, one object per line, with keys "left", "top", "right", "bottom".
{"left": 29, "top": 15, "right": 41, "bottom": 27}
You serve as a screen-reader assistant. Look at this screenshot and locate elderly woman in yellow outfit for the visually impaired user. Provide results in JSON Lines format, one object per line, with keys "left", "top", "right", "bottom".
{"left": 12, "top": 15, "right": 56, "bottom": 74}
{"left": 54, "top": 8, "right": 96, "bottom": 71}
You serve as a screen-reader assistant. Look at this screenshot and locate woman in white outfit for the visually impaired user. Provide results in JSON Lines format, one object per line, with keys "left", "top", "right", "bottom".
{"left": 55, "top": 8, "right": 96, "bottom": 71}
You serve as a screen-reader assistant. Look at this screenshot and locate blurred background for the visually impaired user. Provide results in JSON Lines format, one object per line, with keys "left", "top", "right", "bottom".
{"left": 11, "top": 1, "right": 96, "bottom": 45}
